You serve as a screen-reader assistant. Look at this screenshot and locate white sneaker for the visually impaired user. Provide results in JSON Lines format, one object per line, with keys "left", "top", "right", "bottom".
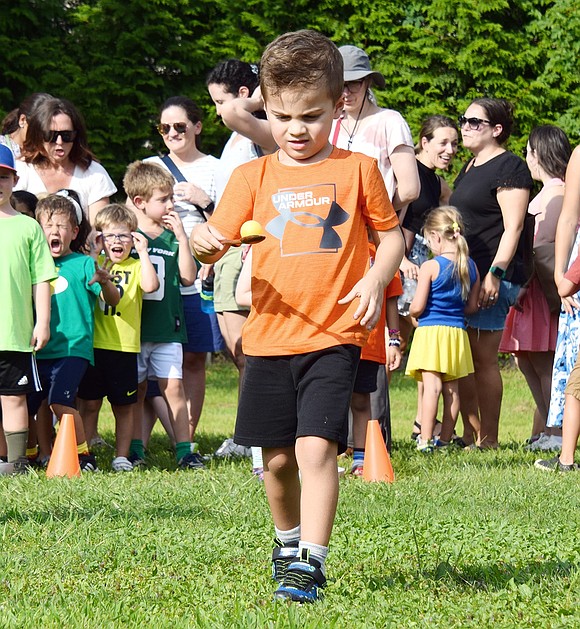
{"left": 536, "top": 435, "right": 563, "bottom": 451}
{"left": 112, "top": 456, "right": 134, "bottom": 472}
{"left": 525, "top": 433, "right": 548, "bottom": 451}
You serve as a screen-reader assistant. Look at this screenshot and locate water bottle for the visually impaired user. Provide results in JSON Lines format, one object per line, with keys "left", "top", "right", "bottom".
{"left": 200, "top": 277, "right": 215, "bottom": 314}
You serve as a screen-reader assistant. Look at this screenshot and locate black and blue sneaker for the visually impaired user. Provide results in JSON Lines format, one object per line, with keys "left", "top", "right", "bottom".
{"left": 274, "top": 548, "right": 326, "bottom": 603}
{"left": 271, "top": 538, "right": 298, "bottom": 583}
{"left": 178, "top": 451, "right": 206, "bottom": 470}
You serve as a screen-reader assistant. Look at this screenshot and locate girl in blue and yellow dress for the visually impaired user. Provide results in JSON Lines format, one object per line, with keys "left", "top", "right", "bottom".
{"left": 406, "top": 206, "right": 481, "bottom": 451}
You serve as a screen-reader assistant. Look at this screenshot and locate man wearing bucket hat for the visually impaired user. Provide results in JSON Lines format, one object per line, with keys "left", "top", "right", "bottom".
{"left": 332, "top": 46, "right": 419, "bottom": 476}
{"left": 0, "top": 144, "right": 55, "bottom": 475}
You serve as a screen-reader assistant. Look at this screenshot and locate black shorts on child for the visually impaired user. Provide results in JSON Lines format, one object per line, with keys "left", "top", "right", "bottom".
{"left": 0, "top": 351, "right": 40, "bottom": 395}
{"left": 353, "top": 358, "right": 380, "bottom": 394}
{"left": 77, "top": 349, "right": 138, "bottom": 406}
{"left": 234, "top": 344, "right": 361, "bottom": 454}
{"left": 27, "top": 356, "right": 89, "bottom": 415}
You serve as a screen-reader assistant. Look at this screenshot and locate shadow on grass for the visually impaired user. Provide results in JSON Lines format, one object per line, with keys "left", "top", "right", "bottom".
{"left": 371, "top": 559, "right": 576, "bottom": 592}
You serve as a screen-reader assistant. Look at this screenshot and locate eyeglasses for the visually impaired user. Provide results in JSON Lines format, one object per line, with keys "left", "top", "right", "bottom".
{"left": 157, "top": 122, "right": 188, "bottom": 135}
{"left": 343, "top": 80, "right": 366, "bottom": 94}
{"left": 102, "top": 233, "right": 133, "bottom": 244}
{"left": 43, "top": 130, "right": 77, "bottom": 143}
{"left": 522, "top": 147, "right": 533, "bottom": 158}
{"left": 458, "top": 115, "right": 491, "bottom": 131}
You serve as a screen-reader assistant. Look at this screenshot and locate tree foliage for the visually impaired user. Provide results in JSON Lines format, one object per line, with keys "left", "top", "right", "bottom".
{"left": 1, "top": 0, "right": 578, "bottom": 190}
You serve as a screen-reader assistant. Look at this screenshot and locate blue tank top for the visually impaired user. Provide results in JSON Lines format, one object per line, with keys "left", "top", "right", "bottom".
{"left": 418, "top": 256, "right": 477, "bottom": 329}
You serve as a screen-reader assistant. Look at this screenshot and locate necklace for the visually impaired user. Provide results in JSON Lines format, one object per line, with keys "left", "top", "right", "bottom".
{"left": 340, "top": 99, "right": 366, "bottom": 149}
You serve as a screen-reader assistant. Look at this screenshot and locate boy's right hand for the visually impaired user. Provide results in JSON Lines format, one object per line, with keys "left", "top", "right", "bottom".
{"left": 190, "top": 223, "right": 227, "bottom": 258}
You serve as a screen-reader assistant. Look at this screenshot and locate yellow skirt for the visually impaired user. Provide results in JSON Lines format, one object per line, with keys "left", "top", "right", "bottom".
{"left": 406, "top": 325, "right": 474, "bottom": 382}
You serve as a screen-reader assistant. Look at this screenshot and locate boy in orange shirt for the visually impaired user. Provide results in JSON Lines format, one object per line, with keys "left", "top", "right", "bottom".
{"left": 192, "top": 30, "right": 403, "bottom": 602}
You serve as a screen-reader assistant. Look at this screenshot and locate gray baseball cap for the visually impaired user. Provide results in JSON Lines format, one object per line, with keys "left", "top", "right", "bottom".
{"left": 339, "top": 45, "right": 385, "bottom": 89}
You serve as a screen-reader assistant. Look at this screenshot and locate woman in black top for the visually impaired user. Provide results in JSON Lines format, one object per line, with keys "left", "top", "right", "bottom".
{"left": 450, "top": 98, "right": 533, "bottom": 448}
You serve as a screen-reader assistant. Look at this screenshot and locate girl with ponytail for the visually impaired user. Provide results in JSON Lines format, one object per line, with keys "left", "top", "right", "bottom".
{"left": 406, "top": 206, "right": 480, "bottom": 451}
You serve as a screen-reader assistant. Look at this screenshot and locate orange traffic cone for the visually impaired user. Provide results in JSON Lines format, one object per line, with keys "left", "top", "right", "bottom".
{"left": 362, "top": 419, "right": 394, "bottom": 483}
{"left": 46, "top": 413, "right": 81, "bottom": 478}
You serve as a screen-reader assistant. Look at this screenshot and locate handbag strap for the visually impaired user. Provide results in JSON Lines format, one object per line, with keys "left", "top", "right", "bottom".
{"left": 160, "top": 154, "right": 207, "bottom": 222}
{"left": 160, "top": 154, "right": 187, "bottom": 182}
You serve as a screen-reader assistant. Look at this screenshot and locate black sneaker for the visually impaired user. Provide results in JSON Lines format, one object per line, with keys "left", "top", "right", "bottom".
{"left": 178, "top": 451, "right": 206, "bottom": 470}
{"left": 0, "top": 457, "right": 30, "bottom": 476}
{"left": 274, "top": 548, "right": 327, "bottom": 603}
{"left": 79, "top": 452, "right": 98, "bottom": 472}
{"left": 271, "top": 538, "right": 299, "bottom": 583}
{"left": 534, "top": 456, "right": 577, "bottom": 472}
{"left": 128, "top": 452, "right": 146, "bottom": 468}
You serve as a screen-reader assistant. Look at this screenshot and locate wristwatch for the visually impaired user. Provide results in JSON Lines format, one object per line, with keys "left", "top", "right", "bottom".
{"left": 489, "top": 265, "right": 506, "bottom": 279}
{"left": 195, "top": 201, "right": 215, "bottom": 214}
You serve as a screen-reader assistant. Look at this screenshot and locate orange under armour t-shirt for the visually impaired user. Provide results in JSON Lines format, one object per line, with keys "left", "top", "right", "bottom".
{"left": 209, "top": 147, "right": 399, "bottom": 356}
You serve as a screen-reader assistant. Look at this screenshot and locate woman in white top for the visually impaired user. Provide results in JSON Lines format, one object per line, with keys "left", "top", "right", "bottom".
{"left": 331, "top": 45, "right": 419, "bottom": 457}
{"left": 145, "top": 96, "right": 223, "bottom": 442}
{"left": 331, "top": 45, "right": 419, "bottom": 209}
{"left": 15, "top": 97, "right": 116, "bottom": 223}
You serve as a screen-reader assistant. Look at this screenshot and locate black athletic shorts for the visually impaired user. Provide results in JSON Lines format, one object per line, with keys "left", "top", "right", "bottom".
{"left": 77, "top": 349, "right": 138, "bottom": 406}
{"left": 353, "top": 358, "right": 380, "bottom": 394}
{"left": 234, "top": 344, "right": 360, "bottom": 454}
{"left": 0, "top": 351, "right": 40, "bottom": 395}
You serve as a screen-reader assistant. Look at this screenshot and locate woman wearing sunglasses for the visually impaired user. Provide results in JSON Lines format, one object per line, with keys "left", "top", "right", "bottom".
{"left": 15, "top": 97, "right": 116, "bottom": 223}
{"left": 449, "top": 98, "right": 533, "bottom": 448}
{"left": 143, "top": 95, "right": 224, "bottom": 444}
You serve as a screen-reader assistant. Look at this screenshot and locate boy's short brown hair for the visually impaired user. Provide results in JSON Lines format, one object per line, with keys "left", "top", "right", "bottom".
{"left": 123, "top": 161, "right": 174, "bottom": 202}
{"left": 94, "top": 203, "right": 138, "bottom": 232}
{"left": 260, "top": 30, "right": 344, "bottom": 103}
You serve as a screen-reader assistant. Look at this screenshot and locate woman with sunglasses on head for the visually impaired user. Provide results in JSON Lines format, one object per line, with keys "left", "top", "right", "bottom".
{"left": 1, "top": 92, "right": 53, "bottom": 159}
{"left": 499, "top": 126, "right": 571, "bottom": 451}
{"left": 143, "top": 95, "right": 224, "bottom": 444}
{"left": 15, "top": 97, "right": 116, "bottom": 224}
{"left": 449, "top": 98, "right": 533, "bottom": 448}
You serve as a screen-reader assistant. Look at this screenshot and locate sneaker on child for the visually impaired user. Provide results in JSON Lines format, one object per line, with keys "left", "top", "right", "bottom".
{"left": 271, "top": 538, "right": 299, "bottom": 583}
{"left": 112, "top": 456, "right": 134, "bottom": 472}
{"left": 79, "top": 452, "right": 98, "bottom": 472}
{"left": 214, "top": 438, "right": 252, "bottom": 458}
{"left": 178, "top": 451, "right": 206, "bottom": 469}
{"left": 274, "top": 548, "right": 327, "bottom": 603}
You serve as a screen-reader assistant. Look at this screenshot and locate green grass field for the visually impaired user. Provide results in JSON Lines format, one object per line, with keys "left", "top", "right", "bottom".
{"left": 1, "top": 361, "right": 579, "bottom": 628}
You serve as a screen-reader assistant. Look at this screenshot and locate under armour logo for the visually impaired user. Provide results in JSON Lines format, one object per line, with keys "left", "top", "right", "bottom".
{"left": 268, "top": 185, "right": 350, "bottom": 255}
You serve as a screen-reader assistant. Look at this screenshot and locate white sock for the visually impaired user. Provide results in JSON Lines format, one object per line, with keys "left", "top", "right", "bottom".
{"left": 275, "top": 525, "right": 300, "bottom": 550}
{"left": 251, "top": 446, "right": 263, "bottom": 468}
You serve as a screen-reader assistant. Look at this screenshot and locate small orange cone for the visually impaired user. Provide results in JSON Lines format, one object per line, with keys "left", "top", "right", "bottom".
{"left": 46, "top": 413, "right": 81, "bottom": 478}
{"left": 362, "top": 419, "right": 394, "bottom": 483}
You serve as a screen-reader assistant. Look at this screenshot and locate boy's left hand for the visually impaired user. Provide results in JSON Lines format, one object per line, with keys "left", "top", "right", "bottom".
{"left": 162, "top": 211, "right": 186, "bottom": 239}
{"left": 387, "top": 346, "right": 402, "bottom": 371}
{"left": 338, "top": 276, "right": 384, "bottom": 330}
{"left": 132, "top": 231, "right": 149, "bottom": 253}
{"left": 31, "top": 322, "right": 50, "bottom": 351}
{"left": 88, "top": 257, "right": 114, "bottom": 286}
